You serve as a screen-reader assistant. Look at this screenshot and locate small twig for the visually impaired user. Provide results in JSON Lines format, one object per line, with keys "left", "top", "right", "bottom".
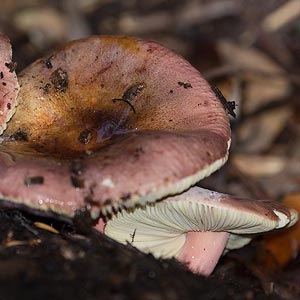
{"left": 130, "top": 228, "right": 137, "bottom": 244}
{"left": 112, "top": 83, "right": 145, "bottom": 114}
{"left": 211, "top": 85, "right": 237, "bottom": 118}
{"left": 112, "top": 98, "right": 136, "bottom": 113}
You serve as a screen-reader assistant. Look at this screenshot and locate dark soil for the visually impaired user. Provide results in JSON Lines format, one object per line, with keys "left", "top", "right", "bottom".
{"left": 0, "top": 209, "right": 265, "bottom": 300}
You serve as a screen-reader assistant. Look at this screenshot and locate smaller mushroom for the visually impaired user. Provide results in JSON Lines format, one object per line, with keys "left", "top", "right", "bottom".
{"left": 104, "top": 186, "right": 297, "bottom": 276}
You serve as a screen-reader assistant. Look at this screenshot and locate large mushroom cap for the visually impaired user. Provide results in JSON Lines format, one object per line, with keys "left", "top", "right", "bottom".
{"left": 104, "top": 186, "right": 298, "bottom": 275}
{"left": 0, "top": 36, "right": 230, "bottom": 220}
{"left": 0, "top": 33, "right": 19, "bottom": 134}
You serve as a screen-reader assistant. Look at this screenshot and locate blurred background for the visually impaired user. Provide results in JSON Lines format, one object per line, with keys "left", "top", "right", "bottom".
{"left": 1, "top": 0, "right": 300, "bottom": 298}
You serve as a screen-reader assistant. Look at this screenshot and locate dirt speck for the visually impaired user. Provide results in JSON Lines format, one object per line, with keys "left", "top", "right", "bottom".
{"left": 121, "top": 193, "right": 131, "bottom": 201}
{"left": 103, "top": 198, "right": 112, "bottom": 206}
{"left": 50, "top": 68, "right": 68, "bottom": 92}
{"left": 70, "top": 159, "right": 85, "bottom": 188}
{"left": 40, "top": 83, "right": 52, "bottom": 94}
{"left": 70, "top": 174, "right": 85, "bottom": 189}
{"left": 9, "top": 130, "right": 28, "bottom": 141}
{"left": 44, "top": 57, "right": 53, "bottom": 69}
{"left": 133, "top": 146, "right": 145, "bottom": 158}
{"left": 24, "top": 176, "right": 44, "bottom": 186}
{"left": 78, "top": 129, "right": 92, "bottom": 145}
{"left": 178, "top": 81, "right": 192, "bottom": 89}
{"left": 5, "top": 61, "right": 17, "bottom": 73}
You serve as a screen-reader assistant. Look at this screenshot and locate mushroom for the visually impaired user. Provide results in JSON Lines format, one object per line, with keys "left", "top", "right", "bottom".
{"left": 0, "top": 34, "right": 297, "bottom": 276}
{"left": 104, "top": 186, "right": 297, "bottom": 275}
{"left": 0, "top": 35, "right": 230, "bottom": 220}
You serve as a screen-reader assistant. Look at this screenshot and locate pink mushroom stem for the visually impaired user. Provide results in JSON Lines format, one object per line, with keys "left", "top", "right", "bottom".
{"left": 178, "top": 231, "right": 230, "bottom": 276}
{"left": 95, "top": 217, "right": 105, "bottom": 233}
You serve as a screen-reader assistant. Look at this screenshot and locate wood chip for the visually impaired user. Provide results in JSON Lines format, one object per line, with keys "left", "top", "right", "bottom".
{"left": 237, "top": 106, "right": 292, "bottom": 153}
{"left": 216, "top": 40, "right": 290, "bottom": 113}
{"left": 262, "top": 0, "right": 300, "bottom": 32}
{"left": 34, "top": 222, "right": 59, "bottom": 234}
{"left": 232, "top": 154, "right": 287, "bottom": 177}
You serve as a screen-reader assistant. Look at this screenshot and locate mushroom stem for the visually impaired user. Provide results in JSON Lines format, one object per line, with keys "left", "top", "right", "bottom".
{"left": 178, "top": 231, "right": 230, "bottom": 276}
{"left": 95, "top": 217, "right": 105, "bottom": 233}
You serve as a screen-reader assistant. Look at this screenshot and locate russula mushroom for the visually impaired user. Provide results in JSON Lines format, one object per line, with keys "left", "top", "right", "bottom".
{"left": 104, "top": 186, "right": 297, "bottom": 275}
{"left": 0, "top": 34, "right": 297, "bottom": 276}
{"left": 0, "top": 35, "right": 230, "bottom": 219}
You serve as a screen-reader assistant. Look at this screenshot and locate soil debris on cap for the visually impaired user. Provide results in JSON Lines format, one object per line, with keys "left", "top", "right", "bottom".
{"left": 5, "top": 61, "right": 17, "bottom": 73}
{"left": 70, "top": 159, "right": 84, "bottom": 176}
{"left": 78, "top": 129, "right": 92, "bottom": 145}
{"left": 9, "top": 130, "right": 28, "bottom": 141}
{"left": 40, "top": 83, "right": 52, "bottom": 94}
{"left": 44, "top": 57, "right": 53, "bottom": 69}
{"left": 70, "top": 174, "right": 85, "bottom": 189}
{"left": 70, "top": 159, "right": 85, "bottom": 188}
{"left": 122, "top": 83, "right": 144, "bottom": 101}
{"left": 178, "top": 81, "right": 192, "bottom": 89}
{"left": 133, "top": 146, "right": 145, "bottom": 159}
{"left": 121, "top": 193, "right": 131, "bottom": 201}
{"left": 112, "top": 82, "right": 145, "bottom": 113}
{"left": 24, "top": 176, "right": 44, "bottom": 186}
{"left": 50, "top": 68, "right": 68, "bottom": 92}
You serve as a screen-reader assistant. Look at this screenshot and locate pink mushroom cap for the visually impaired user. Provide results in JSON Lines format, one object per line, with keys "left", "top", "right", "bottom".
{"left": 0, "top": 36, "right": 230, "bottom": 220}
